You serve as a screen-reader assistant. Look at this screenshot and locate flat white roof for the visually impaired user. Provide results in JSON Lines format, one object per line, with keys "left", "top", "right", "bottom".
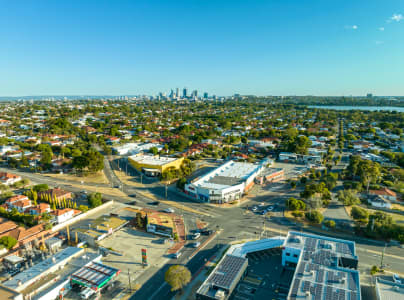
{"left": 128, "top": 154, "right": 178, "bottom": 166}
{"left": 227, "top": 237, "right": 285, "bottom": 257}
{"left": 376, "top": 278, "right": 404, "bottom": 300}
{"left": 191, "top": 160, "right": 262, "bottom": 191}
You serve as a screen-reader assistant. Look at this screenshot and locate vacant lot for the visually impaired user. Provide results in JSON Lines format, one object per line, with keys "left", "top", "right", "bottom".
{"left": 45, "top": 171, "right": 109, "bottom": 184}
{"left": 99, "top": 228, "right": 172, "bottom": 288}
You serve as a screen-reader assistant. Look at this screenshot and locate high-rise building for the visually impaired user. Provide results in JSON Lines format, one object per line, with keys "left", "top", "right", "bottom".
{"left": 176, "top": 88, "right": 180, "bottom": 98}
{"left": 192, "top": 90, "right": 198, "bottom": 98}
{"left": 183, "top": 88, "right": 188, "bottom": 98}
{"left": 203, "top": 92, "right": 208, "bottom": 99}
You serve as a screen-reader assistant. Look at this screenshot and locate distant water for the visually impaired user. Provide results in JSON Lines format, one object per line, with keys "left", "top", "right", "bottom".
{"left": 308, "top": 105, "right": 404, "bottom": 112}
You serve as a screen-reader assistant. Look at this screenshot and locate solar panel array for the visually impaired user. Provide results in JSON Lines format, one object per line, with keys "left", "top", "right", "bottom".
{"left": 350, "top": 291, "right": 358, "bottom": 300}
{"left": 336, "top": 242, "right": 353, "bottom": 256}
{"left": 297, "top": 262, "right": 306, "bottom": 276}
{"left": 327, "top": 270, "right": 346, "bottom": 284}
{"left": 324, "top": 286, "right": 347, "bottom": 300}
{"left": 305, "top": 237, "right": 317, "bottom": 252}
{"left": 209, "top": 255, "right": 247, "bottom": 289}
{"left": 312, "top": 249, "right": 336, "bottom": 267}
{"left": 290, "top": 278, "right": 300, "bottom": 298}
{"left": 348, "top": 273, "right": 358, "bottom": 291}
{"left": 288, "top": 234, "right": 361, "bottom": 300}
{"left": 317, "top": 269, "right": 325, "bottom": 283}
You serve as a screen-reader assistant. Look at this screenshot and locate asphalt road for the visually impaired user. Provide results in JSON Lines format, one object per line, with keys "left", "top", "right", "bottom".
{"left": 2, "top": 160, "right": 404, "bottom": 299}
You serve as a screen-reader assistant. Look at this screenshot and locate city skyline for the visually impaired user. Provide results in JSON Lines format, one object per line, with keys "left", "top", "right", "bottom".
{"left": 1, "top": 1, "right": 404, "bottom": 96}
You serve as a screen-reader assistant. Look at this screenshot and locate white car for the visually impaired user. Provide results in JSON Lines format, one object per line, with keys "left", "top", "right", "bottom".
{"left": 80, "top": 287, "right": 95, "bottom": 299}
{"left": 173, "top": 252, "right": 182, "bottom": 259}
{"left": 393, "top": 274, "right": 402, "bottom": 284}
{"left": 191, "top": 242, "right": 201, "bottom": 248}
{"left": 267, "top": 206, "right": 274, "bottom": 211}
{"left": 164, "top": 208, "right": 175, "bottom": 213}
{"left": 192, "top": 232, "right": 201, "bottom": 240}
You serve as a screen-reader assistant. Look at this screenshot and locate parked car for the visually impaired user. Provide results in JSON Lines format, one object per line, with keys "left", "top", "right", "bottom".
{"left": 201, "top": 229, "right": 214, "bottom": 236}
{"left": 149, "top": 201, "right": 160, "bottom": 206}
{"left": 192, "top": 232, "right": 201, "bottom": 240}
{"left": 251, "top": 206, "right": 258, "bottom": 212}
{"left": 173, "top": 252, "right": 182, "bottom": 259}
{"left": 130, "top": 194, "right": 136, "bottom": 198}
{"left": 267, "top": 206, "right": 274, "bottom": 211}
{"left": 80, "top": 287, "right": 95, "bottom": 299}
{"left": 393, "top": 274, "right": 402, "bottom": 284}
{"left": 190, "top": 242, "right": 201, "bottom": 248}
{"left": 163, "top": 208, "right": 175, "bottom": 213}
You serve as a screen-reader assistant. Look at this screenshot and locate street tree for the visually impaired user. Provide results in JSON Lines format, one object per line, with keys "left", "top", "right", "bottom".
{"left": 165, "top": 265, "right": 191, "bottom": 291}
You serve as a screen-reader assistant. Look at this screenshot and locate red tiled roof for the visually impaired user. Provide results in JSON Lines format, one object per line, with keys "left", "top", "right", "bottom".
{"left": 0, "top": 172, "right": 20, "bottom": 180}
{"left": 0, "top": 221, "right": 18, "bottom": 234}
{"left": 52, "top": 208, "right": 74, "bottom": 216}
{"left": 369, "top": 188, "right": 397, "bottom": 198}
{"left": 2, "top": 224, "right": 44, "bottom": 242}
{"left": 13, "top": 200, "right": 31, "bottom": 208}
{"left": 6, "top": 195, "right": 28, "bottom": 204}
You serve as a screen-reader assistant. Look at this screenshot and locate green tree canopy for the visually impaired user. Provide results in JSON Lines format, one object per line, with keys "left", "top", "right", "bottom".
{"left": 165, "top": 265, "right": 191, "bottom": 291}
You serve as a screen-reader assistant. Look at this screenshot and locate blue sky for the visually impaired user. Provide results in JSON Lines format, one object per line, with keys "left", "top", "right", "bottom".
{"left": 0, "top": 0, "right": 404, "bottom": 96}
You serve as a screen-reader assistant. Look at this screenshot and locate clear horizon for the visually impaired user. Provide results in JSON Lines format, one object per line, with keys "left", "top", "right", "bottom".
{"left": 1, "top": 0, "right": 404, "bottom": 96}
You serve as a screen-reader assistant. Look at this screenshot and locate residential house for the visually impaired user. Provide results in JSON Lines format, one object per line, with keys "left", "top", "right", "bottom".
{"left": 0, "top": 218, "right": 18, "bottom": 236}
{"left": 29, "top": 203, "right": 51, "bottom": 216}
{"left": 5, "top": 195, "right": 31, "bottom": 212}
{"left": 0, "top": 172, "right": 22, "bottom": 186}
{"left": 0, "top": 223, "right": 49, "bottom": 249}
{"left": 51, "top": 208, "right": 80, "bottom": 224}
{"left": 369, "top": 188, "right": 397, "bottom": 201}
{"left": 38, "top": 188, "right": 72, "bottom": 202}
{"left": 367, "top": 194, "right": 392, "bottom": 209}
{"left": 12, "top": 199, "right": 32, "bottom": 213}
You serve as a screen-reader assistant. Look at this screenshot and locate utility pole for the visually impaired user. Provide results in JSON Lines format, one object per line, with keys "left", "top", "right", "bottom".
{"left": 380, "top": 243, "right": 387, "bottom": 269}
{"left": 262, "top": 220, "right": 265, "bottom": 239}
{"left": 165, "top": 183, "right": 168, "bottom": 200}
{"left": 128, "top": 269, "right": 131, "bottom": 292}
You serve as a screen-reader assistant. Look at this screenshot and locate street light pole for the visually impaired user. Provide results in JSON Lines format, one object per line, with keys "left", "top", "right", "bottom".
{"left": 380, "top": 243, "right": 387, "bottom": 269}
{"left": 128, "top": 269, "right": 131, "bottom": 292}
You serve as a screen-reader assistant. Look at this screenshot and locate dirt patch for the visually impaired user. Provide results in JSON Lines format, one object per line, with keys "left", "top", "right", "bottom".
{"left": 68, "top": 183, "right": 128, "bottom": 198}
{"left": 113, "top": 170, "right": 143, "bottom": 187}
{"left": 344, "top": 205, "right": 353, "bottom": 217}
{"left": 45, "top": 171, "right": 108, "bottom": 184}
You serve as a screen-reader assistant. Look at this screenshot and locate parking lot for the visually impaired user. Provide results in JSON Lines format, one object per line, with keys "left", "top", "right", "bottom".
{"left": 99, "top": 228, "right": 172, "bottom": 289}
{"left": 273, "top": 162, "right": 308, "bottom": 180}
{"left": 231, "top": 249, "right": 294, "bottom": 300}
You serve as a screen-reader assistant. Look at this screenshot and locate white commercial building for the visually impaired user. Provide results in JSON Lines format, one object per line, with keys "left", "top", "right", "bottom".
{"left": 112, "top": 142, "right": 163, "bottom": 156}
{"left": 184, "top": 160, "right": 264, "bottom": 203}
{"left": 197, "top": 231, "right": 361, "bottom": 300}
